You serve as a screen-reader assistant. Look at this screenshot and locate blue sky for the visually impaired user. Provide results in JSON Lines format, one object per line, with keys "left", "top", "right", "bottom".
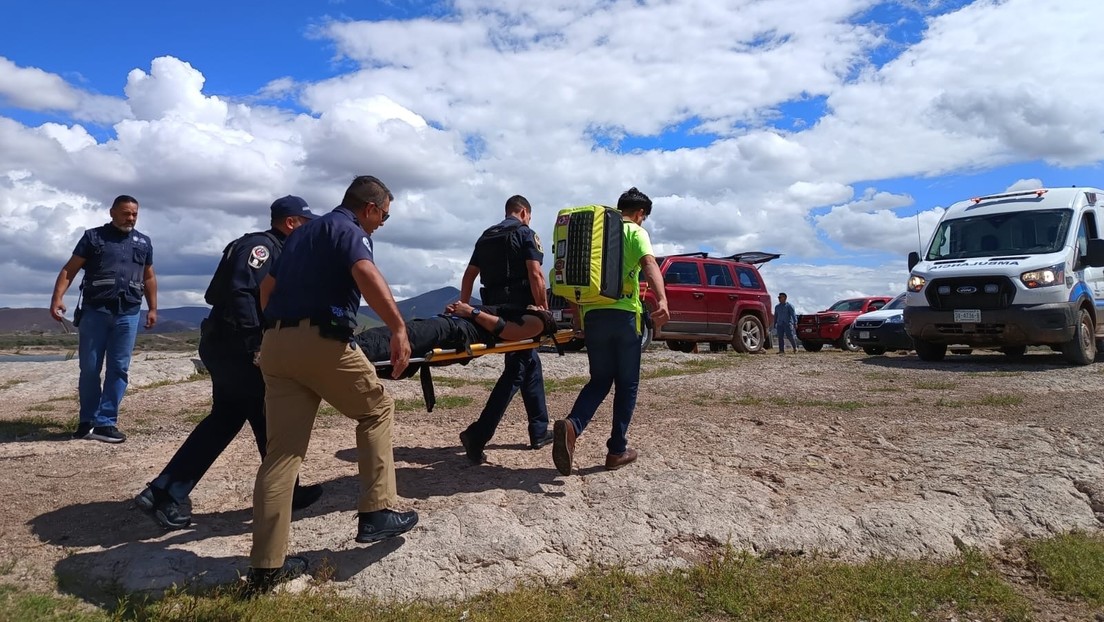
{"left": 2, "top": 0, "right": 1102, "bottom": 314}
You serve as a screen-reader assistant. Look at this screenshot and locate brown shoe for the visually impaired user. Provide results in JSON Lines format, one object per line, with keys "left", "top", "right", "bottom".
{"left": 552, "top": 419, "right": 576, "bottom": 476}
{"left": 605, "top": 448, "right": 638, "bottom": 470}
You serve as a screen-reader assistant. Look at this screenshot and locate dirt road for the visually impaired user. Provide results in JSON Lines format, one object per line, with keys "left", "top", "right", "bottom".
{"left": 0, "top": 346, "right": 1102, "bottom": 610}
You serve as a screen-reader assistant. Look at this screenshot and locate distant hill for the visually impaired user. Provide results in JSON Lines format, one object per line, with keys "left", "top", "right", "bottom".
{"left": 0, "top": 308, "right": 74, "bottom": 334}
{"left": 0, "top": 306, "right": 207, "bottom": 335}
{"left": 0, "top": 290, "right": 482, "bottom": 336}
{"left": 359, "top": 286, "right": 480, "bottom": 323}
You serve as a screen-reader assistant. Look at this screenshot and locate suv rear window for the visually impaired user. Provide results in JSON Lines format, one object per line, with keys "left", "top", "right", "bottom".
{"left": 735, "top": 267, "right": 761, "bottom": 289}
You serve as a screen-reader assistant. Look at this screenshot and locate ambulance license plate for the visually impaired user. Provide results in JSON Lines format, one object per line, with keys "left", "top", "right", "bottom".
{"left": 953, "top": 309, "right": 981, "bottom": 323}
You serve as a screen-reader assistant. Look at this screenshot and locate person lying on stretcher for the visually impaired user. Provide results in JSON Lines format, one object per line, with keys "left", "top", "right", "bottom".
{"left": 353, "top": 302, "right": 557, "bottom": 377}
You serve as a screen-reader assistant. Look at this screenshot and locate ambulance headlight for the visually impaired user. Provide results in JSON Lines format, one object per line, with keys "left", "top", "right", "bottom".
{"left": 1020, "top": 264, "right": 1065, "bottom": 288}
{"left": 907, "top": 275, "right": 926, "bottom": 292}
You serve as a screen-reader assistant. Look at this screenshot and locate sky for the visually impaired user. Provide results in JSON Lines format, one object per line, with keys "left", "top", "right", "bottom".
{"left": 2, "top": 0, "right": 1103, "bottom": 316}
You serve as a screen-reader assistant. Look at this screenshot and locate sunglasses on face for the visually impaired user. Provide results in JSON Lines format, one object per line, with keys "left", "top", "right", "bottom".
{"left": 373, "top": 204, "right": 390, "bottom": 222}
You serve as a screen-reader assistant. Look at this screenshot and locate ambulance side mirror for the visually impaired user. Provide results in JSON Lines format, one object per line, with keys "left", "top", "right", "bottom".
{"left": 1084, "top": 239, "right": 1104, "bottom": 268}
{"left": 907, "top": 251, "right": 920, "bottom": 271}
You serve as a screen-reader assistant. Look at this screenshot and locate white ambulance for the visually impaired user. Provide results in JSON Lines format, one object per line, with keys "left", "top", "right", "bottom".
{"left": 903, "top": 187, "right": 1104, "bottom": 365}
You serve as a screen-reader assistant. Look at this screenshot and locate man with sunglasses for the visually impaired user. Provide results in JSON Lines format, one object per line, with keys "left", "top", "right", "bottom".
{"left": 135, "top": 196, "right": 322, "bottom": 530}
{"left": 245, "top": 176, "right": 417, "bottom": 595}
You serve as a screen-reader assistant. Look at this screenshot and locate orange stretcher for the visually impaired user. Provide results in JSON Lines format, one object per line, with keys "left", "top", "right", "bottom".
{"left": 371, "top": 329, "right": 576, "bottom": 411}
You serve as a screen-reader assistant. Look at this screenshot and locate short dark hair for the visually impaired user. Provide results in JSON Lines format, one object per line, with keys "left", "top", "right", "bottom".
{"left": 617, "top": 187, "right": 651, "bottom": 216}
{"left": 111, "top": 195, "right": 138, "bottom": 209}
{"left": 505, "top": 195, "right": 530, "bottom": 214}
{"left": 779, "top": 292, "right": 787, "bottom": 298}
{"left": 342, "top": 175, "right": 393, "bottom": 209}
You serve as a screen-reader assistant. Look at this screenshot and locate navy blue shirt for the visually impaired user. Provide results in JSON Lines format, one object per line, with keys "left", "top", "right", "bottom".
{"left": 266, "top": 207, "right": 374, "bottom": 328}
{"left": 73, "top": 224, "right": 153, "bottom": 315}
{"left": 205, "top": 228, "right": 286, "bottom": 337}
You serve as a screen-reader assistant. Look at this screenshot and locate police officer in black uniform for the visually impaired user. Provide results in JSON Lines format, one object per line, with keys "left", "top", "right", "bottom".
{"left": 458, "top": 194, "right": 552, "bottom": 464}
{"left": 135, "top": 196, "right": 322, "bottom": 530}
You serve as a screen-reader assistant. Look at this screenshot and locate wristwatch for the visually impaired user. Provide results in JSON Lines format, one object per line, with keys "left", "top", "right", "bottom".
{"left": 471, "top": 307, "right": 482, "bottom": 318}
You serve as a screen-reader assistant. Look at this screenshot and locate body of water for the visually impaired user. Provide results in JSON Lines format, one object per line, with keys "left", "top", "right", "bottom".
{"left": 0, "top": 353, "right": 75, "bottom": 363}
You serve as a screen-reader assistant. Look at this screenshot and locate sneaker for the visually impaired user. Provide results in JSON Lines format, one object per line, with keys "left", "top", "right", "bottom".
{"left": 552, "top": 419, "right": 576, "bottom": 476}
{"left": 71, "top": 422, "right": 93, "bottom": 440}
{"left": 355, "top": 509, "right": 419, "bottom": 543}
{"left": 458, "top": 430, "right": 486, "bottom": 465}
{"left": 530, "top": 428, "right": 554, "bottom": 450}
{"left": 154, "top": 499, "right": 192, "bottom": 530}
{"left": 88, "top": 426, "right": 126, "bottom": 444}
{"left": 135, "top": 486, "right": 155, "bottom": 511}
{"left": 291, "top": 484, "right": 324, "bottom": 511}
{"left": 604, "top": 447, "right": 639, "bottom": 471}
{"left": 243, "top": 556, "right": 309, "bottom": 597}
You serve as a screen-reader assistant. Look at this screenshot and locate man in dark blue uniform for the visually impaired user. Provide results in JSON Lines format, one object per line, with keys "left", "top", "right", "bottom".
{"left": 50, "top": 195, "right": 157, "bottom": 444}
{"left": 134, "top": 196, "right": 322, "bottom": 530}
{"left": 245, "top": 175, "right": 417, "bottom": 595}
{"left": 457, "top": 195, "right": 551, "bottom": 465}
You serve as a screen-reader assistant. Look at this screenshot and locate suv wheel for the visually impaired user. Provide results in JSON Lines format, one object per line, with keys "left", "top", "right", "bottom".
{"left": 731, "top": 314, "right": 765, "bottom": 353}
{"left": 667, "top": 340, "right": 696, "bottom": 353}
{"left": 640, "top": 324, "right": 652, "bottom": 351}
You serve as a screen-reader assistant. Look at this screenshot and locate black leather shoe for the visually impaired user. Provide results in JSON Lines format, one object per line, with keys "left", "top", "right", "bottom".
{"left": 356, "top": 509, "right": 419, "bottom": 543}
{"left": 458, "top": 430, "right": 486, "bottom": 465}
{"left": 530, "top": 428, "right": 554, "bottom": 450}
{"left": 243, "top": 556, "right": 308, "bottom": 597}
{"left": 291, "top": 484, "right": 324, "bottom": 510}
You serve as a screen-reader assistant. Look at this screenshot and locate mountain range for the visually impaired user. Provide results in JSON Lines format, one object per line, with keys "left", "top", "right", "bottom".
{"left": 0, "top": 287, "right": 476, "bottom": 334}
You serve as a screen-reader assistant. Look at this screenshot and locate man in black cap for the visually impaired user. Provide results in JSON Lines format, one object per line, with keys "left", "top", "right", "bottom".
{"left": 135, "top": 195, "right": 323, "bottom": 530}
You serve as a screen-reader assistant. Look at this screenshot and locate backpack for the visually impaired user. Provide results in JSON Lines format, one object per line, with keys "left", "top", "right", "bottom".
{"left": 549, "top": 205, "right": 625, "bottom": 305}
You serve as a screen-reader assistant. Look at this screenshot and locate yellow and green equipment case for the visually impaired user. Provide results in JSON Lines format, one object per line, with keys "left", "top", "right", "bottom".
{"left": 549, "top": 204, "right": 625, "bottom": 304}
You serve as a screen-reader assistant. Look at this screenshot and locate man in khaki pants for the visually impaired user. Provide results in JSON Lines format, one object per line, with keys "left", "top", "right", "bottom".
{"left": 247, "top": 175, "right": 417, "bottom": 594}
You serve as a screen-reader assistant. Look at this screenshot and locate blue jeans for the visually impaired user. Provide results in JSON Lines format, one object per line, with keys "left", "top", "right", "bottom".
{"left": 78, "top": 308, "right": 140, "bottom": 427}
{"left": 465, "top": 349, "right": 549, "bottom": 446}
{"left": 776, "top": 325, "right": 798, "bottom": 353}
{"left": 566, "top": 309, "right": 640, "bottom": 455}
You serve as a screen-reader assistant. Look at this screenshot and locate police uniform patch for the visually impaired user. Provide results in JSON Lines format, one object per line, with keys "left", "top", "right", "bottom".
{"left": 247, "top": 245, "right": 270, "bottom": 269}
{"left": 533, "top": 233, "right": 543, "bottom": 253}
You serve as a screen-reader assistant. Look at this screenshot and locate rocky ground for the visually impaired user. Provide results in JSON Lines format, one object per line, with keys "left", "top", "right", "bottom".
{"left": 0, "top": 345, "right": 1102, "bottom": 618}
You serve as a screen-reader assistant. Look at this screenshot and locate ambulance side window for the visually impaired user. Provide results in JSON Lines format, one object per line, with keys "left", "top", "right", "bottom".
{"left": 1076, "top": 212, "right": 1098, "bottom": 269}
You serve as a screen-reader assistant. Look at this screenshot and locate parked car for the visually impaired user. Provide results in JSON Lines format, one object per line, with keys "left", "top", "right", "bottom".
{"left": 797, "top": 296, "right": 893, "bottom": 352}
{"left": 848, "top": 293, "right": 910, "bottom": 355}
{"left": 643, "top": 251, "right": 779, "bottom": 353}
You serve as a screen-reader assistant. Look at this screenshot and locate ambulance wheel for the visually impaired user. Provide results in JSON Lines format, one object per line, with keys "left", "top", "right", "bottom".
{"left": 914, "top": 339, "right": 947, "bottom": 362}
{"left": 1062, "top": 308, "right": 1096, "bottom": 366}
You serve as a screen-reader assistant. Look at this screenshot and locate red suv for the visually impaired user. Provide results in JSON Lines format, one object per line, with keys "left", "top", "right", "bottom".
{"left": 797, "top": 296, "right": 892, "bottom": 352}
{"left": 643, "top": 251, "right": 779, "bottom": 353}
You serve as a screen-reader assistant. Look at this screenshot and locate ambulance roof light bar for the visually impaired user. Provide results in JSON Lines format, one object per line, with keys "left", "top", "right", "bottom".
{"left": 971, "top": 189, "right": 1047, "bottom": 204}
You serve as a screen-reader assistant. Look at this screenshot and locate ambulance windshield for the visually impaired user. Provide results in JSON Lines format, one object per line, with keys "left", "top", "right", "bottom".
{"left": 925, "top": 209, "right": 1072, "bottom": 261}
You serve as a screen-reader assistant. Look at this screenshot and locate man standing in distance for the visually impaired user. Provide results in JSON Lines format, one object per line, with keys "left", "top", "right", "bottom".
{"left": 50, "top": 195, "right": 157, "bottom": 444}
{"left": 135, "top": 196, "right": 322, "bottom": 530}
{"left": 458, "top": 195, "right": 552, "bottom": 465}
{"left": 246, "top": 175, "right": 417, "bottom": 594}
{"left": 552, "top": 187, "right": 669, "bottom": 475}
{"left": 774, "top": 292, "right": 798, "bottom": 354}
